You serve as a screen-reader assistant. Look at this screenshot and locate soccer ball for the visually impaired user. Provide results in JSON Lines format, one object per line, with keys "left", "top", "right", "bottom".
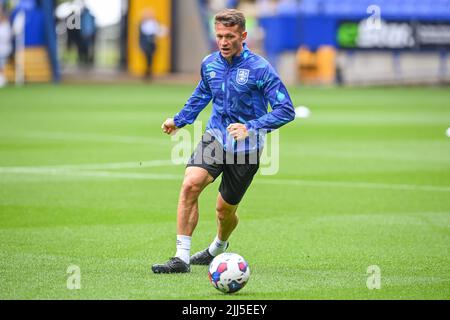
{"left": 208, "top": 252, "right": 250, "bottom": 293}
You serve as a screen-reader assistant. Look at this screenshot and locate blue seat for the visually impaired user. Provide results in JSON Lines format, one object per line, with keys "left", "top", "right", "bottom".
{"left": 323, "top": 0, "right": 356, "bottom": 17}
{"left": 298, "top": 0, "right": 320, "bottom": 14}
{"left": 277, "top": 0, "right": 300, "bottom": 15}
{"left": 294, "top": 0, "right": 450, "bottom": 23}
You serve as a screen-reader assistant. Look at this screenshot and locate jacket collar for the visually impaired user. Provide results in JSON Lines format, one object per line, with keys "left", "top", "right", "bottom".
{"left": 219, "top": 43, "right": 250, "bottom": 65}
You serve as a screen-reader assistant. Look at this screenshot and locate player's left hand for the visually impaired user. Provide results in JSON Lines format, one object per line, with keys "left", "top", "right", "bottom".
{"left": 227, "top": 123, "right": 249, "bottom": 141}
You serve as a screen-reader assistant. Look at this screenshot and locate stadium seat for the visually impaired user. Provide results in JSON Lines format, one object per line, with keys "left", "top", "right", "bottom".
{"left": 277, "top": 0, "right": 300, "bottom": 15}
{"left": 298, "top": 0, "right": 320, "bottom": 14}
{"left": 299, "top": 0, "right": 450, "bottom": 20}
{"left": 5, "top": 47, "right": 52, "bottom": 83}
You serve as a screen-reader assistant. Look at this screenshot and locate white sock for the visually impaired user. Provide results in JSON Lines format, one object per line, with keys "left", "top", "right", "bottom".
{"left": 175, "top": 235, "right": 191, "bottom": 264}
{"left": 208, "top": 235, "right": 228, "bottom": 257}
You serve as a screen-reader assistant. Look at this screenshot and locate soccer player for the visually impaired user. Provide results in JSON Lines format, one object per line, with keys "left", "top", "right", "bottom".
{"left": 152, "top": 9, "right": 295, "bottom": 273}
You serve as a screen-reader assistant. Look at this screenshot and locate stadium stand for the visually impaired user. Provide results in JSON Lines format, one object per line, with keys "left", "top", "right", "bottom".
{"left": 259, "top": 0, "right": 450, "bottom": 85}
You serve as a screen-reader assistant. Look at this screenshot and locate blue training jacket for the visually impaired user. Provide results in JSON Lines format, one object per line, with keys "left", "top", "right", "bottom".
{"left": 173, "top": 43, "right": 296, "bottom": 153}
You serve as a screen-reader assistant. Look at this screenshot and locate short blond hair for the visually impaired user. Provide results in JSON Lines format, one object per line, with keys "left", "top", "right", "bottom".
{"left": 214, "top": 9, "right": 246, "bottom": 31}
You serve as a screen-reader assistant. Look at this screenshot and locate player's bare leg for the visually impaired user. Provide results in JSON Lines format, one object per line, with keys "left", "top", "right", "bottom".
{"left": 152, "top": 166, "right": 213, "bottom": 273}
{"left": 215, "top": 193, "right": 239, "bottom": 242}
{"left": 190, "top": 193, "right": 238, "bottom": 265}
{"left": 177, "top": 166, "right": 214, "bottom": 236}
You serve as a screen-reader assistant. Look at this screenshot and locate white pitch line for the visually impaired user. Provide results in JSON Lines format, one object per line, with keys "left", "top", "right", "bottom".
{"left": 0, "top": 159, "right": 176, "bottom": 173}
{"left": 257, "top": 178, "right": 450, "bottom": 193}
{"left": 1, "top": 165, "right": 449, "bottom": 193}
{"left": 0, "top": 168, "right": 181, "bottom": 181}
{"left": 1, "top": 131, "right": 169, "bottom": 146}
{"left": 45, "top": 170, "right": 181, "bottom": 181}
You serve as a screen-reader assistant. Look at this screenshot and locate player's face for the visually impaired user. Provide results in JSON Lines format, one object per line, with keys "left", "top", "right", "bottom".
{"left": 215, "top": 23, "right": 247, "bottom": 62}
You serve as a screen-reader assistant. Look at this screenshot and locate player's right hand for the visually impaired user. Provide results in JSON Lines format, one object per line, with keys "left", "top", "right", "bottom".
{"left": 161, "top": 118, "right": 178, "bottom": 135}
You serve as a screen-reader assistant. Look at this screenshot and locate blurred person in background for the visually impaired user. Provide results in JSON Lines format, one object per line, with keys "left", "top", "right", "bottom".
{"left": 0, "top": 8, "right": 12, "bottom": 87}
{"left": 66, "top": 12, "right": 81, "bottom": 63}
{"left": 139, "top": 8, "right": 164, "bottom": 80}
{"left": 61, "top": 1, "right": 82, "bottom": 66}
{"left": 79, "top": 4, "right": 96, "bottom": 66}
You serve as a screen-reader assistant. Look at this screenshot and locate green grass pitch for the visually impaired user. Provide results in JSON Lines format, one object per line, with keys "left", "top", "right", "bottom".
{"left": 0, "top": 84, "right": 449, "bottom": 299}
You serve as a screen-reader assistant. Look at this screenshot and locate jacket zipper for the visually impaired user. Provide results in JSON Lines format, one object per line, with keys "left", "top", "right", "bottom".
{"left": 224, "top": 63, "right": 230, "bottom": 120}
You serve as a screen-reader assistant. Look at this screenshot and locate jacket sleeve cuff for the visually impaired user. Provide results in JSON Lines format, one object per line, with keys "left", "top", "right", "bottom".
{"left": 173, "top": 114, "right": 186, "bottom": 128}
{"left": 245, "top": 121, "right": 258, "bottom": 132}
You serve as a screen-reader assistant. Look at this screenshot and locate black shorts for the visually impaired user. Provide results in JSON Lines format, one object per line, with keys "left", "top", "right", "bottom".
{"left": 186, "top": 133, "right": 260, "bottom": 205}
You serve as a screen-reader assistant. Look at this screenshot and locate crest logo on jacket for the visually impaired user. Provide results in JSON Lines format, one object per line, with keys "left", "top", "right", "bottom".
{"left": 236, "top": 69, "right": 250, "bottom": 85}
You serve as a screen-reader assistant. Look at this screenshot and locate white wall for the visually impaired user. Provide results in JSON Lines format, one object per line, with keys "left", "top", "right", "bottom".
{"left": 337, "top": 51, "right": 450, "bottom": 85}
